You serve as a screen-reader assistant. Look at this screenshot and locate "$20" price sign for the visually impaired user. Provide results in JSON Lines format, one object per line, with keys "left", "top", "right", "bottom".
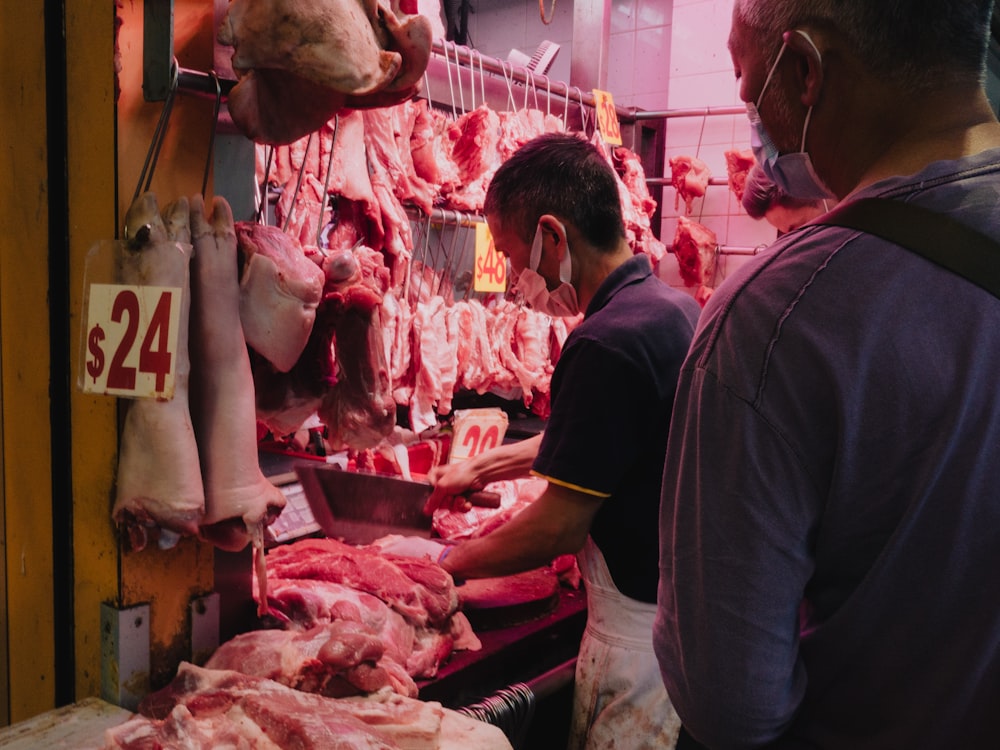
{"left": 83, "top": 283, "right": 182, "bottom": 399}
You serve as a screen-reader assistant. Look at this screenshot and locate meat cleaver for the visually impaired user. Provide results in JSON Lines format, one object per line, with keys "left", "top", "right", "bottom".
{"left": 295, "top": 464, "right": 501, "bottom": 545}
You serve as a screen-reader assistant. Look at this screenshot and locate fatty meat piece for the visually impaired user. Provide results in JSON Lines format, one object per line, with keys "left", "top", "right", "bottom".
{"left": 189, "top": 194, "right": 286, "bottom": 552}
{"left": 725, "top": 148, "right": 756, "bottom": 203}
{"left": 669, "top": 154, "right": 712, "bottom": 214}
{"left": 113, "top": 192, "right": 204, "bottom": 550}
{"left": 236, "top": 222, "right": 325, "bottom": 372}
{"left": 672, "top": 214, "right": 718, "bottom": 289}
{"left": 217, "top": 0, "right": 433, "bottom": 145}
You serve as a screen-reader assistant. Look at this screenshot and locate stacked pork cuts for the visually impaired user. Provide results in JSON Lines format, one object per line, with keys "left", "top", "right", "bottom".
{"left": 219, "top": 538, "right": 482, "bottom": 696}
{"left": 103, "top": 662, "right": 513, "bottom": 749}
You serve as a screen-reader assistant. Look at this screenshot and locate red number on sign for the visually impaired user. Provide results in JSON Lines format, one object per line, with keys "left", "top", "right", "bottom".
{"left": 481, "top": 425, "right": 499, "bottom": 452}
{"left": 139, "top": 290, "right": 173, "bottom": 393}
{"left": 462, "top": 425, "right": 481, "bottom": 454}
{"left": 106, "top": 290, "right": 139, "bottom": 390}
{"left": 476, "top": 247, "right": 507, "bottom": 287}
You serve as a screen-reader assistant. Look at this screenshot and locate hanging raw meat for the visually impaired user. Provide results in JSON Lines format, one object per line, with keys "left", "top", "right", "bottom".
{"left": 672, "top": 214, "right": 718, "bottom": 297}
{"left": 669, "top": 154, "right": 711, "bottom": 214}
{"left": 113, "top": 193, "right": 204, "bottom": 551}
{"left": 188, "top": 194, "right": 286, "bottom": 552}
{"left": 236, "top": 222, "right": 325, "bottom": 373}
{"left": 725, "top": 148, "right": 756, "bottom": 203}
{"left": 217, "top": 0, "right": 433, "bottom": 145}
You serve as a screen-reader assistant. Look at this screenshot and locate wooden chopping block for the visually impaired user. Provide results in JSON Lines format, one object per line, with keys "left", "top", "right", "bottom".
{"left": 458, "top": 567, "right": 560, "bottom": 630}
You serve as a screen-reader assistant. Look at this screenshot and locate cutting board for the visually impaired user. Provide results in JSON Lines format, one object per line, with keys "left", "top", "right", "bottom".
{"left": 458, "top": 567, "right": 560, "bottom": 630}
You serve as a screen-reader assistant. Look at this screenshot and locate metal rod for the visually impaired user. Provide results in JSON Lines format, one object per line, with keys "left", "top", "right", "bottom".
{"left": 432, "top": 40, "right": 639, "bottom": 123}
{"left": 646, "top": 176, "right": 730, "bottom": 187}
{"left": 719, "top": 245, "right": 768, "bottom": 255}
{"left": 633, "top": 105, "right": 746, "bottom": 120}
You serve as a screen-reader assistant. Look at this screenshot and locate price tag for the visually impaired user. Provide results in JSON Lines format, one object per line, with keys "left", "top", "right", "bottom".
{"left": 82, "top": 283, "right": 182, "bottom": 399}
{"left": 449, "top": 408, "right": 509, "bottom": 464}
{"left": 473, "top": 223, "right": 507, "bottom": 293}
{"left": 592, "top": 88, "right": 623, "bottom": 145}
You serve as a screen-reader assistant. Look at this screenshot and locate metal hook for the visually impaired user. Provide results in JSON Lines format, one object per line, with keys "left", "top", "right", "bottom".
{"left": 201, "top": 71, "right": 223, "bottom": 197}
{"left": 452, "top": 43, "right": 466, "bottom": 113}
{"left": 282, "top": 130, "right": 314, "bottom": 234}
{"left": 500, "top": 61, "right": 517, "bottom": 112}
{"left": 315, "top": 114, "right": 340, "bottom": 249}
{"left": 255, "top": 146, "right": 275, "bottom": 224}
{"left": 444, "top": 41, "right": 459, "bottom": 119}
{"left": 133, "top": 58, "right": 179, "bottom": 203}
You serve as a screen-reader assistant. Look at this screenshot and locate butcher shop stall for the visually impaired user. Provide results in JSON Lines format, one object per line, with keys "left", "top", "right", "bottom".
{"left": 0, "top": 0, "right": 786, "bottom": 747}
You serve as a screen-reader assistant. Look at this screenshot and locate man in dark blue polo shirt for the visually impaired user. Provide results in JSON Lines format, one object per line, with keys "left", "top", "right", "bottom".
{"left": 417, "top": 133, "right": 700, "bottom": 749}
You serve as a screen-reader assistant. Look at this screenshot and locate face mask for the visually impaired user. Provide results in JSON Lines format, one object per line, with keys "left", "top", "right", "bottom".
{"left": 512, "top": 223, "right": 580, "bottom": 317}
{"left": 746, "top": 30, "right": 835, "bottom": 201}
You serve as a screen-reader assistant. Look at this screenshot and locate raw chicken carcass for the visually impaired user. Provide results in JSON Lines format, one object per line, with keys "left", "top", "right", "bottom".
{"left": 236, "top": 222, "right": 325, "bottom": 372}
{"left": 113, "top": 193, "right": 204, "bottom": 550}
{"left": 725, "top": 148, "right": 756, "bottom": 203}
{"left": 669, "top": 154, "right": 711, "bottom": 214}
{"left": 189, "top": 195, "right": 286, "bottom": 552}
{"left": 218, "top": 0, "right": 433, "bottom": 145}
{"left": 672, "top": 214, "right": 718, "bottom": 290}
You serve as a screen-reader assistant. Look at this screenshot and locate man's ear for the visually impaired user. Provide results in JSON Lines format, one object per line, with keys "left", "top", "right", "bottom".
{"left": 537, "top": 214, "right": 568, "bottom": 258}
{"left": 783, "top": 29, "right": 825, "bottom": 107}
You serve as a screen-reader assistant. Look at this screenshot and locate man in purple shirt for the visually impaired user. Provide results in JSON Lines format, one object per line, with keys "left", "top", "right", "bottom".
{"left": 656, "top": 0, "right": 1000, "bottom": 748}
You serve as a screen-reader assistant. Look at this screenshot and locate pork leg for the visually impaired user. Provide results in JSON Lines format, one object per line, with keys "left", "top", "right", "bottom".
{"left": 113, "top": 193, "right": 205, "bottom": 550}
{"left": 189, "top": 194, "right": 285, "bottom": 552}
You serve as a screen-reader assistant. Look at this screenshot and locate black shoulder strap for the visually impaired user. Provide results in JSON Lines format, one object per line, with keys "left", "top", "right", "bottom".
{"left": 813, "top": 197, "right": 1000, "bottom": 300}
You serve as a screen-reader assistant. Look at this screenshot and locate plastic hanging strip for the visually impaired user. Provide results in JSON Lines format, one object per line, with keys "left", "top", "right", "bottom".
{"left": 201, "top": 71, "right": 223, "bottom": 197}
{"left": 315, "top": 114, "right": 340, "bottom": 249}
{"left": 281, "top": 131, "right": 314, "bottom": 233}
{"left": 132, "top": 58, "right": 180, "bottom": 203}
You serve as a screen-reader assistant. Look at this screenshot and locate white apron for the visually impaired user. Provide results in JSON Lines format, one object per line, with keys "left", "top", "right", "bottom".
{"left": 567, "top": 538, "right": 682, "bottom": 750}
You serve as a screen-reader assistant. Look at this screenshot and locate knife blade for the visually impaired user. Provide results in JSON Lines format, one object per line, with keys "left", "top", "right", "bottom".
{"left": 294, "top": 465, "right": 500, "bottom": 544}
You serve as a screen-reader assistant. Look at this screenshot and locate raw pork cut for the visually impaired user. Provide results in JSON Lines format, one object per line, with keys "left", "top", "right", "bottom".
{"left": 205, "top": 619, "right": 418, "bottom": 697}
{"left": 672, "top": 214, "right": 718, "bottom": 292}
{"left": 113, "top": 193, "right": 204, "bottom": 550}
{"left": 669, "top": 154, "right": 711, "bottom": 214}
{"left": 236, "top": 222, "right": 325, "bottom": 372}
{"left": 103, "top": 662, "right": 513, "bottom": 750}
{"left": 218, "top": 0, "right": 433, "bottom": 144}
{"left": 725, "top": 148, "right": 756, "bottom": 203}
{"left": 189, "top": 194, "right": 286, "bottom": 552}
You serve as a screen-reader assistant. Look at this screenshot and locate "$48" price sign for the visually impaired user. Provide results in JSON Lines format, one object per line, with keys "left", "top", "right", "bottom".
{"left": 83, "top": 283, "right": 182, "bottom": 399}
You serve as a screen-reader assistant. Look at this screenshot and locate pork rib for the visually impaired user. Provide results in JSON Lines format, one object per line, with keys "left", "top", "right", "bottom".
{"left": 189, "top": 194, "right": 286, "bottom": 552}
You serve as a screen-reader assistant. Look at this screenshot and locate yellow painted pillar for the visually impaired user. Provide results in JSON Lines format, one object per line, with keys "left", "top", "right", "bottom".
{"left": 0, "top": 3, "right": 57, "bottom": 724}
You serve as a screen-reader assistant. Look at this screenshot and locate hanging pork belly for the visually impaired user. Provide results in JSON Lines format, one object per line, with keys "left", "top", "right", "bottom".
{"left": 217, "top": 0, "right": 434, "bottom": 145}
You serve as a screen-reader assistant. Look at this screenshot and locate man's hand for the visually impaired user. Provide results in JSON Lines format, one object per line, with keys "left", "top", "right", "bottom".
{"left": 424, "top": 462, "right": 484, "bottom": 514}
{"left": 373, "top": 534, "right": 451, "bottom": 563}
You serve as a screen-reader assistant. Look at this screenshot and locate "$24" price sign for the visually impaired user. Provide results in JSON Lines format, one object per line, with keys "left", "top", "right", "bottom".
{"left": 83, "top": 283, "right": 182, "bottom": 399}
{"left": 592, "top": 88, "right": 623, "bottom": 145}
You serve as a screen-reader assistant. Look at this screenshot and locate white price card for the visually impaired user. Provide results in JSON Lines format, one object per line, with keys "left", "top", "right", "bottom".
{"left": 449, "top": 408, "right": 510, "bottom": 463}
{"left": 82, "top": 283, "right": 182, "bottom": 399}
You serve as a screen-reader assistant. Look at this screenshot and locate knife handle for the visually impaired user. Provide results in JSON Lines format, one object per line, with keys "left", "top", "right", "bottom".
{"left": 465, "top": 490, "right": 502, "bottom": 508}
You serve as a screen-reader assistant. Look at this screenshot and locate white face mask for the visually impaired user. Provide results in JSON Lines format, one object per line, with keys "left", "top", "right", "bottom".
{"left": 512, "top": 223, "right": 580, "bottom": 317}
{"left": 746, "top": 30, "right": 835, "bottom": 201}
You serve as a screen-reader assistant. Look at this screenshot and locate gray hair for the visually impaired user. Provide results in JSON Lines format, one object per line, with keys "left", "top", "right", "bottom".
{"left": 734, "top": 0, "right": 995, "bottom": 89}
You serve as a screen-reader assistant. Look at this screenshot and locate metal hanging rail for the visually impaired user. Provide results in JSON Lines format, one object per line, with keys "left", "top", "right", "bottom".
{"left": 633, "top": 105, "right": 746, "bottom": 121}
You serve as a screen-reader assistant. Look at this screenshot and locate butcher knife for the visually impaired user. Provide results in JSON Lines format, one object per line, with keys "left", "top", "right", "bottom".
{"left": 295, "top": 464, "right": 501, "bottom": 545}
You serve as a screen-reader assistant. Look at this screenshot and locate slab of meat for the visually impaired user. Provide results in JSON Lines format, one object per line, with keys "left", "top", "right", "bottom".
{"left": 725, "top": 148, "right": 756, "bottom": 203}
{"left": 265, "top": 538, "right": 459, "bottom": 628}
{"left": 318, "top": 283, "right": 397, "bottom": 449}
{"left": 205, "top": 619, "right": 418, "bottom": 697}
{"left": 669, "top": 154, "right": 711, "bottom": 214}
{"left": 113, "top": 193, "right": 204, "bottom": 550}
{"left": 236, "top": 222, "right": 325, "bottom": 372}
{"left": 672, "top": 214, "right": 718, "bottom": 290}
{"left": 189, "top": 195, "right": 286, "bottom": 552}
{"left": 104, "top": 662, "right": 513, "bottom": 750}
{"left": 217, "top": 0, "right": 433, "bottom": 145}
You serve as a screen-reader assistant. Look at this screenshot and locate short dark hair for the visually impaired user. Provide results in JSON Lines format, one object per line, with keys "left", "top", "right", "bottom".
{"left": 484, "top": 133, "right": 627, "bottom": 251}
{"left": 735, "top": 0, "right": 994, "bottom": 89}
